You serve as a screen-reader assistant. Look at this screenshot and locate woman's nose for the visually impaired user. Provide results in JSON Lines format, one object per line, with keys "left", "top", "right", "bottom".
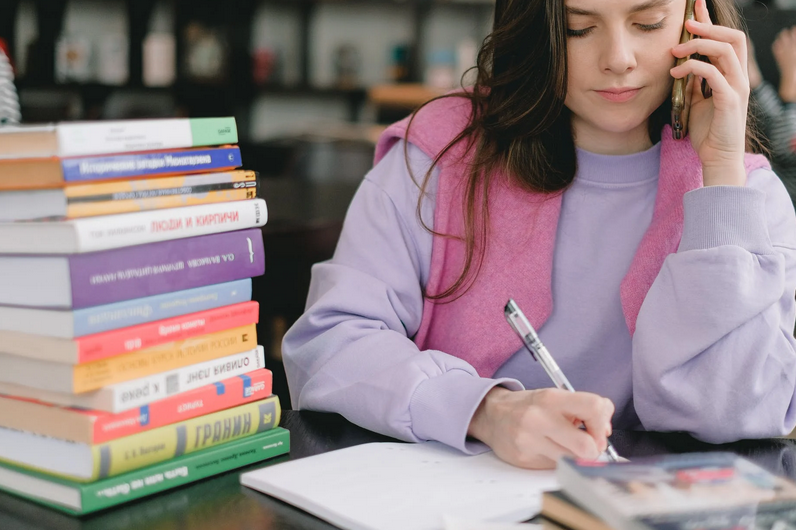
{"left": 600, "top": 31, "right": 637, "bottom": 74}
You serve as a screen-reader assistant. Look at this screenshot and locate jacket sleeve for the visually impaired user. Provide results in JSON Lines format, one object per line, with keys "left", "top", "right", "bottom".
{"left": 281, "top": 140, "right": 523, "bottom": 453}
{"left": 632, "top": 168, "right": 796, "bottom": 442}
{"left": 753, "top": 82, "right": 796, "bottom": 170}
{"left": 752, "top": 81, "right": 784, "bottom": 124}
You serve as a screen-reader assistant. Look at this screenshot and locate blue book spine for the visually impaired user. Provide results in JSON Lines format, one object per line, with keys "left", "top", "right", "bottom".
{"left": 60, "top": 147, "right": 243, "bottom": 183}
{"left": 71, "top": 279, "right": 252, "bottom": 337}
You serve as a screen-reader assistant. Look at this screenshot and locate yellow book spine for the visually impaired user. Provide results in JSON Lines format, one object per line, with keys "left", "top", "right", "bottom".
{"left": 83, "top": 396, "right": 281, "bottom": 481}
{"left": 66, "top": 187, "right": 257, "bottom": 218}
{"left": 71, "top": 324, "right": 257, "bottom": 393}
{"left": 63, "top": 170, "right": 256, "bottom": 197}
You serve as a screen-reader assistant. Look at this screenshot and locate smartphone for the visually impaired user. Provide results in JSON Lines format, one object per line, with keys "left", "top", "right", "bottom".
{"left": 671, "top": 0, "right": 697, "bottom": 140}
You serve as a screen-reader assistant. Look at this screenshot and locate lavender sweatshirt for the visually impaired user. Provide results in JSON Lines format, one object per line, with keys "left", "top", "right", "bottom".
{"left": 282, "top": 139, "right": 796, "bottom": 453}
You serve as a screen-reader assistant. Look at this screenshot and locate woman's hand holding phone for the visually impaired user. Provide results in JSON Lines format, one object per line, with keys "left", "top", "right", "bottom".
{"left": 669, "top": 0, "right": 749, "bottom": 186}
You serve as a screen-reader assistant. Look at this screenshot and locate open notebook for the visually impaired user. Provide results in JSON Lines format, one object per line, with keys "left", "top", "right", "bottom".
{"left": 240, "top": 441, "right": 558, "bottom": 530}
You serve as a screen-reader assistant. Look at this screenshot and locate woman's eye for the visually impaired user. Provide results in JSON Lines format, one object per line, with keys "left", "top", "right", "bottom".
{"left": 636, "top": 19, "right": 665, "bottom": 31}
{"left": 567, "top": 27, "right": 594, "bottom": 37}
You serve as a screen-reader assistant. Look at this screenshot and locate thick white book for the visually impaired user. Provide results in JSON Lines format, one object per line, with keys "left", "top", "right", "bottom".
{"left": 0, "top": 117, "right": 237, "bottom": 159}
{"left": 240, "top": 441, "right": 558, "bottom": 530}
{"left": 0, "top": 198, "right": 266, "bottom": 253}
{"left": 0, "top": 346, "right": 264, "bottom": 413}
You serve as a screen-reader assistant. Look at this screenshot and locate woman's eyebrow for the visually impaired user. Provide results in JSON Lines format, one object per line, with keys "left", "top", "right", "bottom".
{"left": 566, "top": 0, "right": 674, "bottom": 17}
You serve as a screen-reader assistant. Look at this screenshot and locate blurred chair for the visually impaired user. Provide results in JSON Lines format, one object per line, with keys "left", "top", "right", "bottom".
{"left": 0, "top": 46, "right": 20, "bottom": 125}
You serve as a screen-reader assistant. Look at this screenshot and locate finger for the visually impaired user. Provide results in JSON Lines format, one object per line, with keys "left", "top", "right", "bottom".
{"left": 693, "top": 0, "right": 712, "bottom": 25}
{"left": 672, "top": 38, "right": 745, "bottom": 86}
{"left": 544, "top": 390, "right": 609, "bottom": 422}
{"left": 671, "top": 58, "right": 735, "bottom": 101}
{"left": 543, "top": 417, "right": 602, "bottom": 460}
{"left": 685, "top": 20, "right": 747, "bottom": 76}
{"left": 549, "top": 392, "right": 614, "bottom": 444}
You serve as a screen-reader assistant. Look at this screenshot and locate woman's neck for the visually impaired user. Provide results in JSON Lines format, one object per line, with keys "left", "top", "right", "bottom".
{"left": 571, "top": 119, "right": 654, "bottom": 155}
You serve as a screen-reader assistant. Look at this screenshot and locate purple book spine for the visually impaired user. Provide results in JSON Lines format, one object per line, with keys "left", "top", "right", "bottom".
{"left": 68, "top": 228, "right": 265, "bottom": 309}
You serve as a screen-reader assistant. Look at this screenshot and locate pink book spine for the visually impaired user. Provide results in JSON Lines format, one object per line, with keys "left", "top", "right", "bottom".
{"left": 74, "top": 302, "right": 259, "bottom": 363}
{"left": 89, "top": 369, "right": 273, "bottom": 444}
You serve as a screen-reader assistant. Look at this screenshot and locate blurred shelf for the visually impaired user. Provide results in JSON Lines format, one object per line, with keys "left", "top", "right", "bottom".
{"left": 16, "top": 80, "right": 369, "bottom": 99}
{"left": 368, "top": 83, "right": 446, "bottom": 109}
{"left": 256, "top": 84, "right": 368, "bottom": 99}
{"left": 257, "top": 0, "right": 494, "bottom": 5}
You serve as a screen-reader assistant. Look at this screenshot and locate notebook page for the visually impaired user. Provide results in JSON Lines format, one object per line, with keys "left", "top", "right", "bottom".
{"left": 240, "top": 441, "right": 558, "bottom": 530}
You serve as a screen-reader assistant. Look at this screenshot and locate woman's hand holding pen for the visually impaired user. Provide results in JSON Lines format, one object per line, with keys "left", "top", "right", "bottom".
{"left": 669, "top": 0, "right": 748, "bottom": 187}
{"left": 467, "top": 387, "right": 615, "bottom": 469}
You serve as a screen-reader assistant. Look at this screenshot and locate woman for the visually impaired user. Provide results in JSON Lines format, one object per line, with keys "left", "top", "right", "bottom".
{"left": 283, "top": 0, "right": 796, "bottom": 469}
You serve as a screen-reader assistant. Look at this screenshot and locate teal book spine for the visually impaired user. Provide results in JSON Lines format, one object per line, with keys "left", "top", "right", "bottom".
{"left": 0, "top": 427, "right": 289, "bottom": 515}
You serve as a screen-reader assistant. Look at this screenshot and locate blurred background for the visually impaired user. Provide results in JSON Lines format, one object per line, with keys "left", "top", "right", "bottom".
{"left": 0, "top": 0, "right": 793, "bottom": 407}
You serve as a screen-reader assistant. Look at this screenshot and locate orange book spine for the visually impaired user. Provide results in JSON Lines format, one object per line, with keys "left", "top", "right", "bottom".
{"left": 66, "top": 188, "right": 257, "bottom": 218}
{"left": 71, "top": 324, "right": 257, "bottom": 393}
{"left": 90, "top": 369, "right": 273, "bottom": 443}
{"left": 74, "top": 302, "right": 259, "bottom": 364}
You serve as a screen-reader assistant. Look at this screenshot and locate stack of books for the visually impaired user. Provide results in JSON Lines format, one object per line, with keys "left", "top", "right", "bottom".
{"left": 0, "top": 117, "right": 289, "bottom": 515}
{"left": 543, "top": 452, "right": 796, "bottom": 530}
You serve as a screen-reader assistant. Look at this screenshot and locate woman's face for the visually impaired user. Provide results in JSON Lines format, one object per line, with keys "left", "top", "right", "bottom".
{"left": 564, "top": 0, "right": 687, "bottom": 153}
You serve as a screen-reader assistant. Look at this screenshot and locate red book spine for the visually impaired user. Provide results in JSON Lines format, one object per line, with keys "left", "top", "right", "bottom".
{"left": 74, "top": 301, "right": 259, "bottom": 363}
{"left": 89, "top": 369, "right": 273, "bottom": 444}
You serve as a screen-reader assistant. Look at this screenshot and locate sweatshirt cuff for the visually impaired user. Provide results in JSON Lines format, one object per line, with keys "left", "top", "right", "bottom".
{"left": 409, "top": 370, "right": 524, "bottom": 455}
{"left": 678, "top": 186, "right": 773, "bottom": 254}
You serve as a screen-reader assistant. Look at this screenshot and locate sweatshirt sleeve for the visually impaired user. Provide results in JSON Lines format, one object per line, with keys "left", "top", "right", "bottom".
{"left": 281, "top": 140, "right": 523, "bottom": 453}
{"left": 632, "top": 168, "right": 796, "bottom": 443}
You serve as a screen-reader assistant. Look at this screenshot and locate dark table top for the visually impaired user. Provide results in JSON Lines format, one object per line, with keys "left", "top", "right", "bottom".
{"left": 2, "top": 410, "right": 796, "bottom": 530}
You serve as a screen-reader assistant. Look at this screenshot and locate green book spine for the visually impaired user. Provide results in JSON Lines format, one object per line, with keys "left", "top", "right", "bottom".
{"left": 0, "top": 427, "right": 289, "bottom": 516}
{"left": 189, "top": 117, "right": 238, "bottom": 146}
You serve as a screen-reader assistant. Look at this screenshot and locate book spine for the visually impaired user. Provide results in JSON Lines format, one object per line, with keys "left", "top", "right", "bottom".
{"left": 0, "top": 427, "right": 289, "bottom": 515}
{"left": 86, "top": 396, "right": 280, "bottom": 481}
{"left": 91, "top": 369, "right": 273, "bottom": 443}
{"left": 190, "top": 117, "right": 239, "bottom": 147}
{"left": 60, "top": 147, "right": 242, "bottom": 183}
{"left": 68, "top": 198, "right": 267, "bottom": 254}
{"left": 75, "top": 301, "right": 259, "bottom": 364}
{"left": 55, "top": 117, "right": 238, "bottom": 157}
{"left": 0, "top": 369, "right": 272, "bottom": 444}
{"left": 0, "top": 347, "right": 265, "bottom": 413}
{"left": 68, "top": 228, "right": 264, "bottom": 309}
{"left": 107, "top": 345, "right": 265, "bottom": 412}
{"left": 66, "top": 187, "right": 256, "bottom": 218}
{"left": 72, "top": 279, "right": 252, "bottom": 337}
{"left": 80, "top": 427, "right": 289, "bottom": 514}
{"left": 64, "top": 169, "right": 256, "bottom": 198}
{"left": 70, "top": 324, "right": 257, "bottom": 392}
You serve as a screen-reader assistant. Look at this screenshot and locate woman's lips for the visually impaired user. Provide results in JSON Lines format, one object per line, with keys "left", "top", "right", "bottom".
{"left": 595, "top": 88, "right": 641, "bottom": 102}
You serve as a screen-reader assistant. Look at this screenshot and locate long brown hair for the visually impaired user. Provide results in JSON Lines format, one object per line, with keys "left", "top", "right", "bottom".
{"left": 408, "top": 0, "right": 762, "bottom": 301}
